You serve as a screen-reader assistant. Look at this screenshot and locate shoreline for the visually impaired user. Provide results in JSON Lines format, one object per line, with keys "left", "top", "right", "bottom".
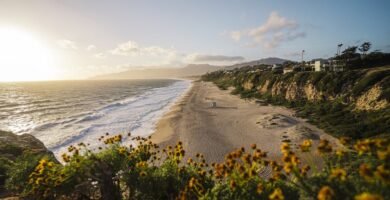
{"left": 150, "top": 78, "right": 195, "bottom": 143}
{"left": 151, "top": 80, "right": 341, "bottom": 164}
{"left": 41, "top": 79, "right": 194, "bottom": 159}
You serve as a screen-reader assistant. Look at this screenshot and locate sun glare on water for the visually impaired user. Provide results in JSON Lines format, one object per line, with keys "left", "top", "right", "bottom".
{"left": 0, "top": 27, "right": 58, "bottom": 82}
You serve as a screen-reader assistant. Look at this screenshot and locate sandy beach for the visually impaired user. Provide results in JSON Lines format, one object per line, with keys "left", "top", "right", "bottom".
{"left": 151, "top": 80, "right": 340, "bottom": 166}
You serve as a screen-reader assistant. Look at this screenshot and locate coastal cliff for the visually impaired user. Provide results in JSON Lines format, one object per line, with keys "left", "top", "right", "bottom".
{"left": 0, "top": 130, "right": 56, "bottom": 197}
{"left": 202, "top": 66, "right": 390, "bottom": 139}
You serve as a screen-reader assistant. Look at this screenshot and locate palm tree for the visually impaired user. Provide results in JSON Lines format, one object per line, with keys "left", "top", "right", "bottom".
{"left": 337, "top": 43, "right": 343, "bottom": 55}
{"left": 358, "top": 42, "right": 371, "bottom": 55}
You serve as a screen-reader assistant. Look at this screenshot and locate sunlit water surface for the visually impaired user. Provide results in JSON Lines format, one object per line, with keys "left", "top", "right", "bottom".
{"left": 0, "top": 79, "right": 190, "bottom": 156}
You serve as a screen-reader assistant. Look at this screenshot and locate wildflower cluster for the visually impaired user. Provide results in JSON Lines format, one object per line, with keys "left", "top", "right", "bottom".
{"left": 5, "top": 133, "right": 389, "bottom": 200}
{"left": 27, "top": 159, "right": 63, "bottom": 198}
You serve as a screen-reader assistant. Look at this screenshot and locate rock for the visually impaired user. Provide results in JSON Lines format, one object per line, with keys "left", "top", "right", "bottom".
{"left": 0, "top": 130, "right": 57, "bottom": 197}
{"left": 256, "top": 114, "right": 298, "bottom": 128}
{"left": 355, "top": 84, "right": 388, "bottom": 111}
{"left": 0, "top": 131, "right": 52, "bottom": 160}
{"left": 285, "top": 125, "right": 320, "bottom": 142}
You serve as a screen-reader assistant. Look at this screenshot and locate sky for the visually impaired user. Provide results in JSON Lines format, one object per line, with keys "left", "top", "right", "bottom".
{"left": 0, "top": 0, "right": 389, "bottom": 80}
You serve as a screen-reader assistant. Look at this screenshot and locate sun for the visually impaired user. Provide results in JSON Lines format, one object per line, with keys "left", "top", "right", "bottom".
{"left": 0, "top": 27, "right": 58, "bottom": 82}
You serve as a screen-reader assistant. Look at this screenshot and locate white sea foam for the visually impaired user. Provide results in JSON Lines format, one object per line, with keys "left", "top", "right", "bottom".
{"left": 32, "top": 80, "right": 192, "bottom": 158}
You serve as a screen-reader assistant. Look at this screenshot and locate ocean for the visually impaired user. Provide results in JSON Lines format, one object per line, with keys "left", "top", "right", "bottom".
{"left": 0, "top": 79, "right": 191, "bottom": 156}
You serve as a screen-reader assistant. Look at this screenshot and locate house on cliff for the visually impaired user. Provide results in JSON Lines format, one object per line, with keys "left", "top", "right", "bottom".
{"left": 311, "top": 59, "right": 345, "bottom": 72}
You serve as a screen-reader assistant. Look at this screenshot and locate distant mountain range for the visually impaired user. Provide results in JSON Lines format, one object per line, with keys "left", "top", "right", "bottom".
{"left": 91, "top": 64, "right": 223, "bottom": 80}
{"left": 224, "top": 57, "right": 289, "bottom": 70}
{"left": 90, "top": 57, "right": 289, "bottom": 80}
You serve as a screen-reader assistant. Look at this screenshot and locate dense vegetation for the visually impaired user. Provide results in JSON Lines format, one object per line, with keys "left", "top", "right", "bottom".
{"left": 202, "top": 67, "right": 390, "bottom": 140}
{"left": 2, "top": 133, "right": 389, "bottom": 200}
{"left": 334, "top": 43, "right": 390, "bottom": 70}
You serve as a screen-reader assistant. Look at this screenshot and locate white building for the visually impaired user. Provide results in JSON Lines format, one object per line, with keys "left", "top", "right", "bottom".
{"left": 329, "top": 60, "right": 345, "bottom": 72}
{"left": 314, "top": 60, "right": 345, "bottom": 72}
{"left": 283, "top": 67, "right": 293, "bottom": 74}
{"left": 314, "top": 60, "right": 327, "bottom": 71}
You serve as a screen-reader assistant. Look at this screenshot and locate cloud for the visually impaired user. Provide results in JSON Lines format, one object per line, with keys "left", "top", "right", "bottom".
{"left": 184, "top": 54, "right": 245, "bottom": 65}
{"left": 57, "top": 39, "right": 78, "bottom": 50}
{"left": 230, "top": 31, "right": 243, "bottom": 41}
{"left": 103, "top": 40, "right": 244, "bottom": 66}
{"left": 110, "top": 40, "right": 178, "bottom": 57}
{"left": 109, "top": 40, "right": 181, "bottom": 64}
{"left": 248, "top": 11, "right": 297, "bottom": 37}
{"left": 230, "top": 11, "right": 305, "bottom": 49}
{"left": 86, "top": 45, "right": 96, "bottom": 51}
{"left": 189, "top": 54, "right": 244, "bottom": 63}
{"left": 110, "top": 40, "right": 140, "bottom": 56}
{"left": 94, "top": 53, "right": 106, "bottom": 59}
{"left": 263, "top": 31, "right": 306, "bottom": 49}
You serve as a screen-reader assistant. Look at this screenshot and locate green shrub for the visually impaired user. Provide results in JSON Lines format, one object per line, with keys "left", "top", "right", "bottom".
{"left": 3, "top": 134, "right": 389, "bottom": 200}
{"left": 352, "top": 70, "right": 390, "bottom": 96}
{"left": 202, "top": 68, "right": 390, "bottom": 140}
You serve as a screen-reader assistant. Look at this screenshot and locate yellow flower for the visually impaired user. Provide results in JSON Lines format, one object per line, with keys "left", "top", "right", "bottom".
{"left": 374, "top": 139, "right": 388, "bottom": 149}
{"left": 317, "top": 186, "right": 334, "bottom": 200}
{"left": 269, "top": 188, "right": 284, "bottom": 200}
{"left": 291, "top": 155, "right": 300, "bottom": 166}
{"left": 282, "top": 153, "right": 291, "bottom": 163}
{"left": 280, "top": 142, "right": 290, "bottom": 153}
{"left": 256, "top": 183, "right": 263, "bottom": 194}
{"left": 339, "top": 137, "right": 351, "bottom": 145}
{"left": 39, "top": 159, "right": 48, "bottom": 166}
{"left": 354, "top": 139, "right": 373, "bottom": 155}
{"left": 38, "top": 168, "right": 45, "bottom": 175}
{"left": 114, "top": 134, "right": 122, "bottom": 142}
{"left": 335, "top": 149, "right": 345, "bottom": 157}
{"left": 188, "top": 177, "right": 196, "bottom": 188}
{"left": 376, "top": 150, "right": 389, "bottom": 161}
{"left": 330, "top": 168, "right": 347, "bottom": 181}
{"left": 139, "top": 171, "right": 146, "bottom": 177}
{"left": 300, "top": 165, "right": 310, "bottom": 176}
{"left": 47, "top": 162, "right": 54, "bottom": 168}
{"left": 35, "top": 177, "right": 44, "bottom": 185}
{"left": 251, "top": 144, "right": 257, "bottom": 150}
{"left": 359, "top": 164, "right": 374, "bottom": 181}
{"left": 272, "top": 172, "right": 286, "bottom": 180}
{"left": 118, "top": 147, "right": 127, "bottom": 155}
{"left": 241, "top": 153, "right": 251, "bottom": 164}
{"left": 354, "top": 192, "right": 383, "bottom": 200}
{"left": 374, "top": 165, "right": 390, "bottom": 184}
{"left": 318, "top": 140, "right": 332, "bottom": 154}
{"left": 136, "top": 161, "right": 148, "bottom": 168}
{"left": 300, "top": 139, "right": 312, "bottom": 152}
{"left": 283, "top": 163, "right": 293, "bottom": 174}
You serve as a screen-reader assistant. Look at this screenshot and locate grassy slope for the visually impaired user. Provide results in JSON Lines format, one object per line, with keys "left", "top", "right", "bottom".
{"left": 202, "top": 67, "right": 390, "bottom": 139}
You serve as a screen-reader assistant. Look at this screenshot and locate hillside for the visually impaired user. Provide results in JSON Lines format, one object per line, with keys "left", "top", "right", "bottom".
{"left": 91, "top": 64, "right": 222, "bottom": 80}
{"left": 90, "top": 57, "right": 291, "bottom": 80}
{"left": 224, "top": 57, "right": 289, "bottom": 70}
{"left": 202, "top": 66, "right": 390, "bottom": 139}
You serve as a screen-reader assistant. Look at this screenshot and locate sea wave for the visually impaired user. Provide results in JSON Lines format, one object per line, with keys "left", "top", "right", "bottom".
{"left": 36, "top": 80, "right": 192, "bottom": 157}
